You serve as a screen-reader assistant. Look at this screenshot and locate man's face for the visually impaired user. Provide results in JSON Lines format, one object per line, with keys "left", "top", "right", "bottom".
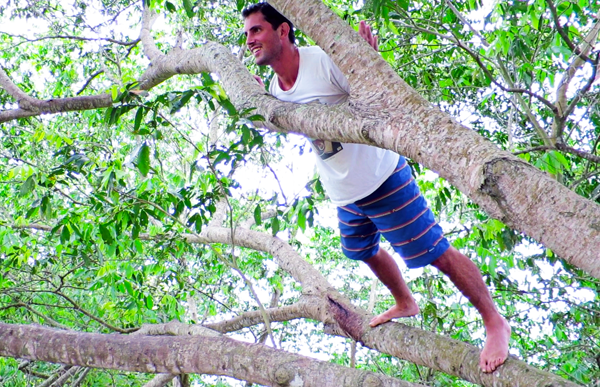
{"left": 243, "top": 12, "right": 283, "bottom": 66}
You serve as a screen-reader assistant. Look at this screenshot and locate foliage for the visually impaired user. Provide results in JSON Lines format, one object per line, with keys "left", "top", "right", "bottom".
{"left": 0, "top": 0, "right": 599, "bottom": 386}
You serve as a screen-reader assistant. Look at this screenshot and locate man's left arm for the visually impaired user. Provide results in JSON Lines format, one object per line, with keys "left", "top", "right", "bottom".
{"left": 359, "top": 21, "right": 378, "bottom": 51}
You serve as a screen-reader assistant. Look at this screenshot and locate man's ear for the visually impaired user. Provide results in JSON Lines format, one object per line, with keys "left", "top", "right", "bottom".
{"left": 278, "top": 22, "right": 290, "bottom": 41}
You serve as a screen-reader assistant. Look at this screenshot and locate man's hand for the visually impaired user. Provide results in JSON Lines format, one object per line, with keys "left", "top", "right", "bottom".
{"left": 253, "top": 74, "right": 265, "bottom": 88}
{"left": 359, "top": 21, "right": 378, "bottom": 51}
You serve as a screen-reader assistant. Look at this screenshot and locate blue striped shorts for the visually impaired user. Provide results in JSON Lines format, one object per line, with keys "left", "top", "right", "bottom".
{"left": 337, "top": 157, "right": 450, "bottom": 268}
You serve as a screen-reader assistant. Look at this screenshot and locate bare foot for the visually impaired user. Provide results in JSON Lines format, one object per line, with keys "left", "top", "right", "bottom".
{"left": 369, "top": 303, "right": 420, "bottom": 327}
{"left": 480, "top": 316, "right": 511, "bottom": 373}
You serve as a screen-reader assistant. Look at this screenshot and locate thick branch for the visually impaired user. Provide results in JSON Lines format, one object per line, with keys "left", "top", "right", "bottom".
{"left": 134, "top": 321, "right": 221, "bottom": 337}
{"left": 0, "top": 93, "right": 113, "bottom": 123}
{"left": 0, "top": 67, "right": 36, "bottom": 104}
{"left": 133, "top": 301, "right": 310, "bottom": 337}
{"left": 323, "top": 299, "right": 581, "bottom": 387}
{"left": 0, "top": 323, "right": 426, "bottom": 387}
{"left": 140, "top": 2, "right": 162, "bottom": 60}
{"left": 204, "top": 299, "right": 317, "bottom": 333}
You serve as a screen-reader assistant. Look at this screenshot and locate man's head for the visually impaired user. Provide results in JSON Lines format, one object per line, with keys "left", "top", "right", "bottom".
{"left": 242, "top": 3, "right": 294, "bottom": 44}
{"left": 242, "top": 3, "right": 296, "bottom": 66}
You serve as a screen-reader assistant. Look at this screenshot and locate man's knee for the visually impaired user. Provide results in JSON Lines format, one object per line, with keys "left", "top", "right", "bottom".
{"left": 430, "top": 246, "right": 458, "bottom": 272}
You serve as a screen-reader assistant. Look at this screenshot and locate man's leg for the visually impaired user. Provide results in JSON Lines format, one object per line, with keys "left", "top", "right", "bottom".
{"left": 365, "top": 248, "right": 419, "bottom": 326}
{"left": 430, "top": 246, "right": 511, "bottom": 373}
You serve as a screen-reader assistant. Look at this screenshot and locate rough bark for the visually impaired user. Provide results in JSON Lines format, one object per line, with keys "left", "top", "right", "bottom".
{"left": 0, "top": 323, "right": 427, "bottom": 387}
{"left": 142, "top": 373, "right": 176, "bottom": 387}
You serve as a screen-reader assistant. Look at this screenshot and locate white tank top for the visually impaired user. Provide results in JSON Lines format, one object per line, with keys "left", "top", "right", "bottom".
{"left": 270, "top": 46, "right": 399, "bottom": 206}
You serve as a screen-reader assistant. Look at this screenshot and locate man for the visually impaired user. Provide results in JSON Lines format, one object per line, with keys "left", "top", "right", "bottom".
{"left": 242, "top": 2, "right": 510, "bottom": 373}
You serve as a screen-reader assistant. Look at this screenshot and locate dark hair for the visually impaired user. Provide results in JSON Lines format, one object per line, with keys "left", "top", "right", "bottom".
{"left": 242, "top": 2, "right": 295, "bottom": 44}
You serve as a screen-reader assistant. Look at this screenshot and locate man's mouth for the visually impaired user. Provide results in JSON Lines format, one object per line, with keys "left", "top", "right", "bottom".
{"left": 251, "top": 47, "right": 261, "bottom": 55}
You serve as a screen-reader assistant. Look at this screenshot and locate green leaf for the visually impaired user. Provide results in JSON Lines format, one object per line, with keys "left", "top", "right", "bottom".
{"left": 182, "top": 0, "right": 194, "bottom": 18}
{"left": 123, "top": 280, "right": 134, "bottom": 296}
{"left": 145, "top": 295, "right": 154, "bottom": 309}
{"left": 170, "top": 90, "right": 195, "bottom": 113}
{"left": 60, "top": 225, "right": 71, "bottom": 244}
{"left": 253, "top": 204, "right": 262, "bottom": 225}
{"left": 134, "top": 107, "right": 144, "bottom": 132}
{"left": 111, "top": 85, "right": 118, "bottom": 101}
{"left": 271, "top": 216, "right": 280, "bottom": 236}
{"left": 165, "top": 0, "right": 176, "bottom": 12}
{"left": 297, "top": 209, "right": 306, "bottom": 231}
{"left": 137, "top": 143, "right": 151, "bottom": 177}
{"left": 19, "top": 175, "right": 36, "bottom": 197}
{"left": 134, "top": 239, "right": 144, "bottom": 254}
{"left": 99, "top": 224, "right": 114, "bottom": 244}
{"left": 220, "top": 99, "right": 237, "bottom": 116}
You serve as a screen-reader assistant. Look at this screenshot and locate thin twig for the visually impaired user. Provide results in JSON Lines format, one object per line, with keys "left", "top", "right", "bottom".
{"left": 76, "top": 70, "right": 104, "bottom": 95}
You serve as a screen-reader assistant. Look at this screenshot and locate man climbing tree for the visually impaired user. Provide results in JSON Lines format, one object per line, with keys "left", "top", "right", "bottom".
{"left": 242, "top": 2, "right": 511, "bottom": 373}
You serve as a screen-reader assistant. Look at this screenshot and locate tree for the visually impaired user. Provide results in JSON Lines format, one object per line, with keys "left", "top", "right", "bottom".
{"left": 0, "top": 0, "right": 598, "bottom": 386}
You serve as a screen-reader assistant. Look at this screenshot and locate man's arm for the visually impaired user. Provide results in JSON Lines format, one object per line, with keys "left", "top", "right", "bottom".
{"left": 253, "top": 74, "right": 265, "bottom": 88}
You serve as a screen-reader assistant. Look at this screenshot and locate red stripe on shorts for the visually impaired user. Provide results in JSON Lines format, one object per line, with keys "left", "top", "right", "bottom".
{"left": 391, "top": 222, "right": 437, "bottom": 247}
{"left": 379, "top": 208, "right": 428, "bottom": 233}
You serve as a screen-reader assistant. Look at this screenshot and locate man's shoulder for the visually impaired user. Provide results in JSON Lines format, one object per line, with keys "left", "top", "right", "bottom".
{"left": 300, "top": 45, "right": 325, "bottom": 53}
{"left": 299, "top": 46, "right": 333, "bottom": 69}
{"left": 299, "top": 45, "right": 328, "bottom": 59}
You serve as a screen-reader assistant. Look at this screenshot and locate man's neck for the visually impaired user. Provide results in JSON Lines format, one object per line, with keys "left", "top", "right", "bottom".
{"left": 271, "top": 45, "right": 300, "bottom": 91}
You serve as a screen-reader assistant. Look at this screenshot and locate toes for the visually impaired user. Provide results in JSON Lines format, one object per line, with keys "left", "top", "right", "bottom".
{"left": 370, "top": 314, "right": 391, "bottom": 327}
{"left": 370, "top": 316, "right": 387, "bottom": 327}
{"left": 479, "top": 360, "right": 488, "bottom": 373}
{"left": 480, "top": 357, "right": 504, "bottom": 373}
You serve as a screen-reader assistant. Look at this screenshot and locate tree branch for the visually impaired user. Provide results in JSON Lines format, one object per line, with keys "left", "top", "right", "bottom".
{"left": 1, "top": 32, "right": 140, "bottom": 50}
{"left": 70, "top": 368, "right": 91, "bottom": 387}
{"left": 0, "top": 93, "right": 113, "bottom": 123}
{"left": 45, "top": 366, "right": 80, "bottom": 387}
{"left": 513, "top": 143, "right": 600, "bottom": 163}
{"left": 53, "top": 290, "right": 138, "bottom": 334}
{"left": 204, "top": 301, "right": 312, "bottom": 334}
{"left": 443, "top": 0, "right": 489, "bottom": 46}
{"left": 553, "top": 15, "right": 600, "bottom": 139}
{"left": 496, "top": 57, "right": 554, "bottom": 146}
{"left": 0, "top": 67, "right": 37, "bottom": 105}
{"left": 6, "top": 220, "right": 586, "bottom": 386}
{"left": 140, "top": 2, "right": 162, "bottom": 61}
{"left": 0, "top": 323, "right": 427, "bottom": 387}
{"left": 142, "top": 374, "right": 176, "bottom": 387}
{"left": 36, "top": 366, "right": 72, "bottom": 387}
{"left": 545, "top": 0, "right": 594, "bottom": 64}
{"left": 76, "top": 70, "right": 104, "bottom": 95}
